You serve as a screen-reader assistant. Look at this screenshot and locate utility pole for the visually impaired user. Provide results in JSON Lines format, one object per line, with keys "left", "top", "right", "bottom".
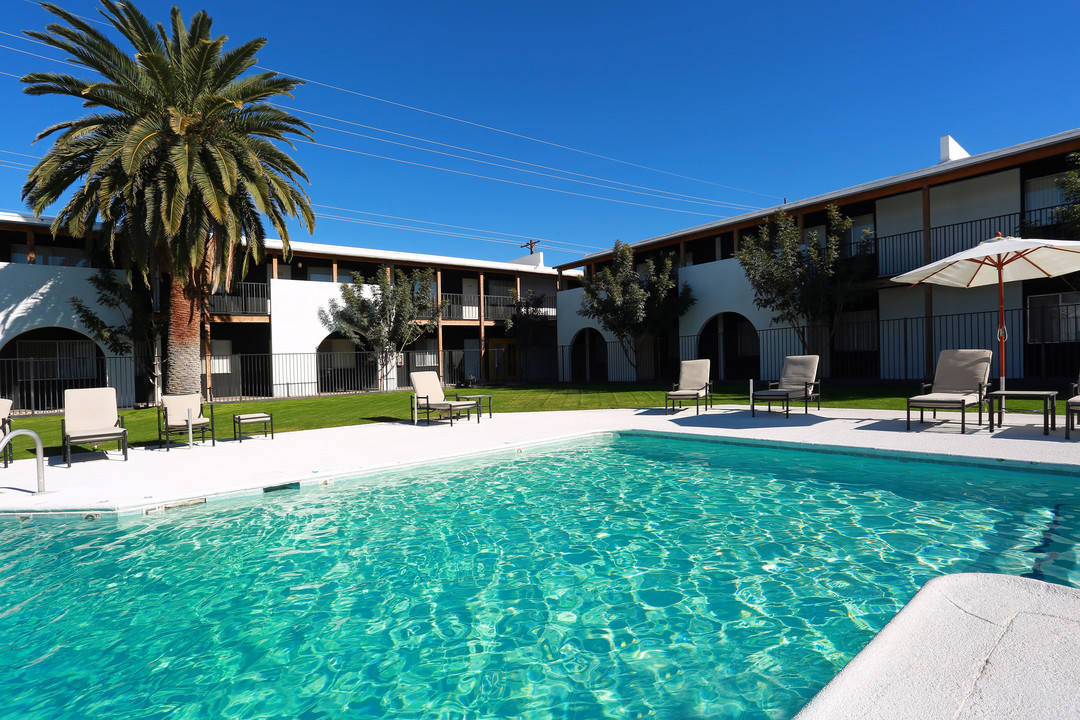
{"left": 520, "top": 238, "right": 540, "bottom": 254}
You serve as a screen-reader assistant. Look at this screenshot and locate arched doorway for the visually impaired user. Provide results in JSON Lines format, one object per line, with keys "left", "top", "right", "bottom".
{"left": 0, "top": 327, "right": 106, "bottom": 411}
{"left": 698, "top": 313, "right": 759, "bottom": 382}
{"left": 316, "top": 333, "right": 376, "bottom": 393}
{"left": 570, "top": 328, "right": 608, "bottom": 383}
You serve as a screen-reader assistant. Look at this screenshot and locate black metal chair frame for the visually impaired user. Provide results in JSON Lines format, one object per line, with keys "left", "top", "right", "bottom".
{"left": 664, "top": 382, "right": 712, "bottom": 415}
{"left": 414, "top": 394, "right": 480, "bottom": 426}
{"left": 62, "top": 418, "right": 127, "bottom": 468}
{"left": 158, "top": 401, "right": 216, "bottom": 450}
{"left": 751, "top": 380, "right": 822, "bottom": 418}
{"left": 906, "top": 382, "right": 990, "bottom": 433}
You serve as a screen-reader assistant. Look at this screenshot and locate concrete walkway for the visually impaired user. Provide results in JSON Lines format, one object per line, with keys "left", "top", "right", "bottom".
{"left": 0, "top": 404, "right": 1075, "bottom": 519}
{"left": 2, "top": 403, "right": 1078, "bottom": 718}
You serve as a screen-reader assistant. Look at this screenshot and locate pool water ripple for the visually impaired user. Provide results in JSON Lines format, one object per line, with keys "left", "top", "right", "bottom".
{"left": 1, "top": 433, "right": 1078, "bottom": 719}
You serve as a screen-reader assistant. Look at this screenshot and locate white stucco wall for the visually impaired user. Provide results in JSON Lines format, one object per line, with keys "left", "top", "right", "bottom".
{"left": 554, "top": 287, "right": 636, "bottom": 382}
{"left": 0, "top": 262, "right": 136, "bottom": 405}
{"left": 929, "top": 169, "right": 1020, "bottom": 227}
{"left": 0, "top": 262, "right": 126, "bottom": 352}
{"left": 268, "top": 278, "right": 401, "bottom": 394}
{"left": 678, "top": 259, "right": 773, "bottom": 339}
{"left": 876, "top": 191, "right": 923, "bottom": 236}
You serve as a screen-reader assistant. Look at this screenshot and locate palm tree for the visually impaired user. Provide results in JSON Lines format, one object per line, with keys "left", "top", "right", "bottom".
{"left": 21, "top": 1, "right": 315, "bottom": 394}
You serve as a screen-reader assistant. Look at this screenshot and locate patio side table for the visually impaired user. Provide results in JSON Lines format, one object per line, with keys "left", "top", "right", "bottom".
{"left": 986, "top": 390, "right": 1057, "bottom": 436}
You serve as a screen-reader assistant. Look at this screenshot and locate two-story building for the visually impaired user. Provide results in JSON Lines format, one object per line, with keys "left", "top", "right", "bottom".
{"left": 555, "top": 129, "right": 1080, "bottom": 386}
{"left": 0, "top": 212, "right": 573, "bottom": 410}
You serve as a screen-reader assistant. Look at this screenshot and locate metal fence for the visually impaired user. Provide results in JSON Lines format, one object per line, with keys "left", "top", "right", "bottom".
{"left": 558, "top": 306, "right": 1080, "bottom": 386}
{"left": 7, "top": 304, "right": 1080, "bottom": 411}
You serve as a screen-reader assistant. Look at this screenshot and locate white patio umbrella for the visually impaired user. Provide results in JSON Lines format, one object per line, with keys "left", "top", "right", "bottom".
{"left": 891, "top": 233, "right": 1080, "bottom": 390}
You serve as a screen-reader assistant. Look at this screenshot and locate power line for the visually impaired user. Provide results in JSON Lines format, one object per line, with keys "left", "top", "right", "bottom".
{"left": 311, "top": 203, "right": 606, "bottom": 251}
{"left": 277, "top": 103, "right": 763, "bottom": 211}
{"left": 257, "top": 64, "right": 781, "bottom": 200}
{"left": 302, "top": 119, "right": 751, "bottom": 212}
{"left": 301, "top": 139, "right": 725, "bottom": 218}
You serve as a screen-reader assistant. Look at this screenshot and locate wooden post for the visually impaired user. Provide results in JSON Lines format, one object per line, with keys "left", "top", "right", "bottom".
{"left": 331, "top": 258, "right": 338, "bottom": 283}
{"left": 26, "top": 230, "right": 36, "bottom": 264}
{"left": 679, "top": 240, "right": 686, "bottom": 268}
{"left": 271, "top": 256, "right": 278, "bottom": 279}
{"left": 922, "top": 182, "right": 934, "bottom": 378}
{"left": 478, "top": 272, "right": 486, "bottom": 381}
{"left": 436, "top": 269, "right": 444, "bottom": 378}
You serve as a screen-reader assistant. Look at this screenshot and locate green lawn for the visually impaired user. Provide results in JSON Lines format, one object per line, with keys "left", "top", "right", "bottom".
{"left": 2, "top": 382, "right": 1065, "bottom": 462}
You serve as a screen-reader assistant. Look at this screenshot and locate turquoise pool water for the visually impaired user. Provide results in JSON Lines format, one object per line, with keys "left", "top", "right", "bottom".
{"left": 1, "top": 433, "right": 1078, "bottom": 719}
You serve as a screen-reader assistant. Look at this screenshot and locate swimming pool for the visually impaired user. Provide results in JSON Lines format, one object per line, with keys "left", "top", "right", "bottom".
{"left": 1, "top": 432, "right": 1077, "bottom": 719}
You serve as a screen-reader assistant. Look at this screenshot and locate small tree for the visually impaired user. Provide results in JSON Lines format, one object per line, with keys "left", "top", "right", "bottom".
{"left": 505, "top": 289, "right": 552, "bottom": 382}
{"left": 318, "top": 266, "right": 443, "bottom": 391}
{"left": 69, "top": 267, "right": 162, "bottom": 402}
{"left": 1055, "top": 152, "right": 1080, "bottom": 239}
{"left": 735, "top": 204, "right": 872, "bottom": 353}
{"left": 578, "top": 241, "right": 696, "bottom": 370}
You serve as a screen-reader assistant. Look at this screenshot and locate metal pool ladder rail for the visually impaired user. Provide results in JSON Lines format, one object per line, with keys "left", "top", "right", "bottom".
{"left": 0, "top": 429, "right": 47, "bottom": 493}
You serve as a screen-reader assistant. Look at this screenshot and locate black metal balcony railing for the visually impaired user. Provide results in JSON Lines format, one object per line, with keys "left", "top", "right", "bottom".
{"left": 208, "top": 282, "right": 270, "bottom": 315}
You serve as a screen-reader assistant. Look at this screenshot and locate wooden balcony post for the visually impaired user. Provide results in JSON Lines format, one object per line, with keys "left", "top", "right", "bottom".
{"left": 436, "top": 269, "right": 444, "bottom": 378}
{"left": 922, "top": 182, "right": 934, "bottom": 377}
{"left": 478, "top": 272, "right": 486, "bottom": 381}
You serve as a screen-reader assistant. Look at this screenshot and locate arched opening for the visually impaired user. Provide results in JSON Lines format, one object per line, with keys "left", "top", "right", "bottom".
{"left": 570, "top": 327, "right": 608, "bottom": 383}
{"left": 698, "top": 313, "right": 759, "bottom": 382}
{"left": 316, "top": 333, "right": 377, "bottom": 393}
{"left": 0, "top": 327, "right": 106, "bottom": 411}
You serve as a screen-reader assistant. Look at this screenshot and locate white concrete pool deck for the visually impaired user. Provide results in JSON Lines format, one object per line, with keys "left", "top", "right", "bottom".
{"left": 1, "top": 403, "right": 1078, "bottom": 718}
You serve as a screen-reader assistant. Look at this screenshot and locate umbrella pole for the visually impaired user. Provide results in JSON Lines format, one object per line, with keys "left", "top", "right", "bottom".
{"left": 997, "top": 265, "right": 1006, "bottom": 391}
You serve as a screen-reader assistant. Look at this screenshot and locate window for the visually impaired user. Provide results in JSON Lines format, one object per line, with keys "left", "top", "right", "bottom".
{"left": 1028, "top": 292, "right": 1080, "bottom": 343}
{"left": 210, "top": 339, "right": 233, "bottom": 374}
{"left": 10, "top": 244, "right": 89, "bottom": 267}
{"left": 307, "top": 266, "right": 333, "bottom": 282}
{"left": 1025, "top": 174, "right": 1067, "bottom": 211}
{"left": 844, "top": 214, "right": 875, "bottom": 258}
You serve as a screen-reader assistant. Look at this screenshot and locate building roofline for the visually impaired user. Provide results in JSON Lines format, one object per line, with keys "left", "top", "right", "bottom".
{"left": 0, "top": 212, "right": 579, "bottom": 277}
{"left": 553, "top": 127, "right": 1080, "bottom": 270}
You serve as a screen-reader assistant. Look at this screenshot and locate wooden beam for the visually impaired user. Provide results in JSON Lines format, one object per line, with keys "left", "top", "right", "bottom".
{"left": 436, "top": 269, "right": 444, "bottom": 378}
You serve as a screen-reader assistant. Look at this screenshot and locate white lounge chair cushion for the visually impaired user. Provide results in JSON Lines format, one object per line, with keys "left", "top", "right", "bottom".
{"left": 425, "top": 400, "right": 477, "bottom": 412}
{"left": 667, "top": 389, "right": 706, "bottom": 400}
{"left": 64, "top": 388, "right": 121, "bottom": 435}
{"left": 754, "top": 387, "right": 813, "bottom": 401}
{"left": 66, "top": 426, "right": 127, "bottom": 442}
{"left": 776, "top": 355, "right": 819, "bottom": 390}
{"left": 161, "top": 393, "right": 209, "bottom": 427}
{"left": 908, "top": 392, "right": 982, "bottom": 407}
{"left": 930, "top": 349, "right": 992, "bottom": 393}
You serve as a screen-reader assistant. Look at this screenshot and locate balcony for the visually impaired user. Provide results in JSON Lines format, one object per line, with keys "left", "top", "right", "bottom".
{"left": 872, "top": 204, "right": 1076, "bottom": 278}
{"left": 208, "top": 282, "right": 270, "bottom": 315}
{"left": 416, "top": 293, "right": 558, "bottom": 322}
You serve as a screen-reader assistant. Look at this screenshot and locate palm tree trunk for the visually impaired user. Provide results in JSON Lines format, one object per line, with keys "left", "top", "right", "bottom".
{"left": 166, "top": 279, "right": 203, "bottom": 395}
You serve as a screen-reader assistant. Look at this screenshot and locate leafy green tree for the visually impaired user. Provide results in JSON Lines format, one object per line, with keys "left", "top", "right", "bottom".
{"left": 319, "top": 267, "right": 444, "bottom": 391}
{"left": 1055, "top": 152, "right": 1080, "bottom": 239}
{"left": 21, "top": 1, "right": 315, "bottom": 395}
{"left": 578, "top": 240, "right": 696, "bottom": 370}
{"left": 735, "top": 204, "right": 872, "bottom": 353}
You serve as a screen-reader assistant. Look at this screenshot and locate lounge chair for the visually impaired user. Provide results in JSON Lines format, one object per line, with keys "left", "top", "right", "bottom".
{"left": 751, "top": 355, "right": 821, "bottom": 417}
{"left": 158, "top": 393, "right": 216, "bottom": 450}
{"left": 61, "top": 387, "right": 128, "bottom": 467}
{"left": 0, "top": 398, "right": 12, "bottom": 468}
{"left": 906, "top": 349, "right": 991, "bottom": 433}
{"left": 665, "top": 359, "right": 712, "bottom": 415}
{"left": 410, "top": 371, "right": 480, "bottom": 426}
{"left": 1065, "top": 373, "right": 1080, "bottom": 440}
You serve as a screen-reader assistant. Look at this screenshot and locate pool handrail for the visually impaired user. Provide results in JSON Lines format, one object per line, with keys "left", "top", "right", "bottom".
{"left": 0, "top": 429, "right": 46, "bottom": 493}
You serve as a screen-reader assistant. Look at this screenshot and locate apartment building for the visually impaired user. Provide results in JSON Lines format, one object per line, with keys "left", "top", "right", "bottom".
{"left": 0, "top": 212, "right": 573, "bottom": 410}
{"left": 555, "top": 130, "right": 1080, "bottom": 386}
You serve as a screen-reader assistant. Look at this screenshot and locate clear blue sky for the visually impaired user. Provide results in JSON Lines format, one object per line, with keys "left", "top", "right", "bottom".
{"left": 2, "top": 0, "right": 1079, "bottom": 265}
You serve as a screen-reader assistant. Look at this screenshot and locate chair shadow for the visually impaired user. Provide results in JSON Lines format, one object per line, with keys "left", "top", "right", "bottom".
{"left": 854, "top": 418, "right": 990, "bottom": 435}
{"left": 669, "top": 408, "right": 832, "bottom": 429}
